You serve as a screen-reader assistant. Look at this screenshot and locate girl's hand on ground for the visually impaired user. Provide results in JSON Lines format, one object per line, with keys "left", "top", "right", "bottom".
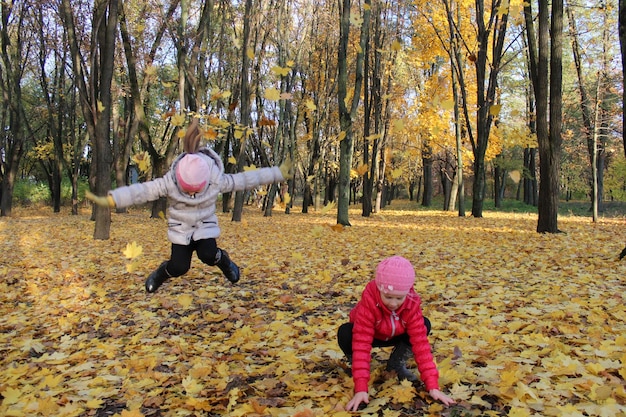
{"left": 429, "top": 389, "right": 455, "bottom": 406}
{"left": 345, "top": 391, "right": 369, "bottom": 411}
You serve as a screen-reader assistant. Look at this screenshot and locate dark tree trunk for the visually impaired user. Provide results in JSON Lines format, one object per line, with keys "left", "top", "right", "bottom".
{"left": 421, "top": 150, "right": 433, "bottom": 207}
{"left": 618, "top": 0, "right": 626, "bottom": 156}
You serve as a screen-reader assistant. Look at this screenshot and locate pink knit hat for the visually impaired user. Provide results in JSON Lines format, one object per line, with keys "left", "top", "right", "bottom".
{"left": 175, "top": 154, "right": 210, "bottom": 193}
{"left": 375, "top": 256, "right": 416, "bottom": 293}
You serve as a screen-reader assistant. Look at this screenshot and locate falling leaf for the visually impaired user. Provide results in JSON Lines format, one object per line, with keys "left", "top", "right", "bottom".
{"left": 171, "top": 113, "right": 185, "bottom": 126}
{"left": 305, "top": 100, "right": 317, "bottom": 111}
{"left": 320, "top": 201, "right": 336, "bottom": 214}
{"left": 489, "top": 104, "right": 502, "bottom": 116}
{"left": 259, "top": 117, "right": 276, "bottom": 126}
{"left": 265, "top": 87, "right": 281, "bottom": 101}
{"left": 203, "top": 128, "right": 218, "bottom": 140}
{"left": 392, "top": 120, "right": 405, "bottom": 132}
{"left": 144, "top": 65, "right": 157, "bottom": 76}
{"left": 123, "top": 242, "right": 143, "bottom": 259}
{"left": 132, "top": 151, "right": 151, "bottom": 174}
{"left": 441, "top": 99, "right": 455, "bottom": 110}
{"left": 350, "top": 13, "right": 363, "bottom": 27}
{"left": 356, "top": 164, "right": 369, "bottom": 176}
{"left": 246, "top": 48, "right": 255, "bottom": 60}
{"left": 271, "top": 65, "right": 291, "bottom": 76}
{"left": 391, "top": 40, "right": 402, "bottom": 52}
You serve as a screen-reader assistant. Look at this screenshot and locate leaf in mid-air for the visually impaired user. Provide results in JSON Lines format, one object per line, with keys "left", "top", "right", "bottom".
{"left": 123, "top": 242, "right": 143, "bottom": 259}
{"left": 264, "top": 87, "right": 281, "bottom": 101}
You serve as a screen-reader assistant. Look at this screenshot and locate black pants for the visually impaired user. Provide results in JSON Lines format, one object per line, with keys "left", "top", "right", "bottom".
{"left": 337, "top": 317, "right": 431, "bottom": 357}
{"left": 166, "top": 238, "right": 219, "bottom": 277}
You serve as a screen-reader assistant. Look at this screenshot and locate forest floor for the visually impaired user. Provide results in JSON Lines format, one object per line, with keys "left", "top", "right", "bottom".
{"left": 0, "top": 201, "right": 625, "bottom": 417}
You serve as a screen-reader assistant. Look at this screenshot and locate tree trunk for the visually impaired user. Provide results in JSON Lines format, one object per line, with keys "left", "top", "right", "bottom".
{"left": 232, "top": 0, "right": 254, "bottom": 222}
{"left": 0, "top": 2, "right": 27, "bottom": 217}
{"left": 337, "top": 0, "right": 369, "bottom": 226}
{"left": 531, "top": 0, "right": 563, "bottom": 233}
{"left": 618, "top": 0, "right": 626, "bottom": 157}
{"left": 421, "top": 147, "right": 433, "bottom": 207}
{"left": 61, "top": 0, "right": 119, "bottom": 239}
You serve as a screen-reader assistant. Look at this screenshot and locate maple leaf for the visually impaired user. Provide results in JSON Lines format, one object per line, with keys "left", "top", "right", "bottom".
{"left": 391, "top": 379, "right": 416, "bottom": 403}
{"left": 264, "top": 87, "right": 281, "bottom": 101}
{"left": 320, "top": 201, "right": 335, "bottom": 214}
{"left": 356, "top": 163, "right": 369, "bottom": 176}
{"left": 20, "top": 338, "right": 45, "bottom": 353}
{"left": 489, "top": 104, "right": 502, "bottom": 116}
{"left": 349, "top": 13, "right": 363, "bottom": 27}
{"left": 177, "top": 294, "right": 193, "bottom": 308}
{"left": 170, "top": 113, "right": 185, "bottom": 126}
{"left": 271, "top": 65, "right": 291, "bottom": 76}
{"left": 203, "top": 128, "right": 218, "bottom": 140}
{"left": 117, "top": 410, "right": 144, "bottom": 417}
{"left": 131, "top": 151, "right": 151, "bottom": 174}
{"left": 123, "top": 242, "right": 143, "bottom": 259}
{"left": 182, "top": 375, "right": 203, "bottom": 396}
{"left": 507, "top": 407, "right": 530, "bottom": 417}
{"left": 441, "top": 99, "right": 455, "bottom": 110}
{"left": 2, "top": 387, "right": 21, "bottom": 405}
{"left": 259, "top": 116, "right": 276, "bottom": 126}
{"left": 37, "top": 396, "right": 59, "bottom": 415}
{"left": 86, "top": 398, "right": 104, "bottom": 409}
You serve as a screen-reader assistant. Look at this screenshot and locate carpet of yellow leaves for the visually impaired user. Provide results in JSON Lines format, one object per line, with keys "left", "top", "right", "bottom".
{"left": 0, "top": 203, "right": 625, "bottom": 417}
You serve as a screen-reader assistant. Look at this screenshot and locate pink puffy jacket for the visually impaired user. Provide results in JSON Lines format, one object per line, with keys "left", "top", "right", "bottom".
{"left": 349, "top": 280, "right": 439, "bottom": 393}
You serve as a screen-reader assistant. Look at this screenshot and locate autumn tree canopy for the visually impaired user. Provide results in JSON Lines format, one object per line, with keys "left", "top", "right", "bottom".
{"left": 0, "top": 0, "right": 623, "bottom": 232}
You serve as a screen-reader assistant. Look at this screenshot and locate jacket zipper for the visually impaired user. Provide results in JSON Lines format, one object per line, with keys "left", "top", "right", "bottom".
{"left": 390, "top": 311, "right": 398, "bottom": 338}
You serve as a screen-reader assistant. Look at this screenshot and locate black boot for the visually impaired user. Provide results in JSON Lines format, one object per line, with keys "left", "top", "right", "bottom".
{"left": 145, "top": 262, "right": 171, "bottom": 293}
{"left": 345, "top": 354, "right": 353, "bottom": 377}
{"left": 386, "top": 342, "right": 418, "bottom": 382}
{"left": 216, "top": 249, "right": 240, "bottom": 283}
